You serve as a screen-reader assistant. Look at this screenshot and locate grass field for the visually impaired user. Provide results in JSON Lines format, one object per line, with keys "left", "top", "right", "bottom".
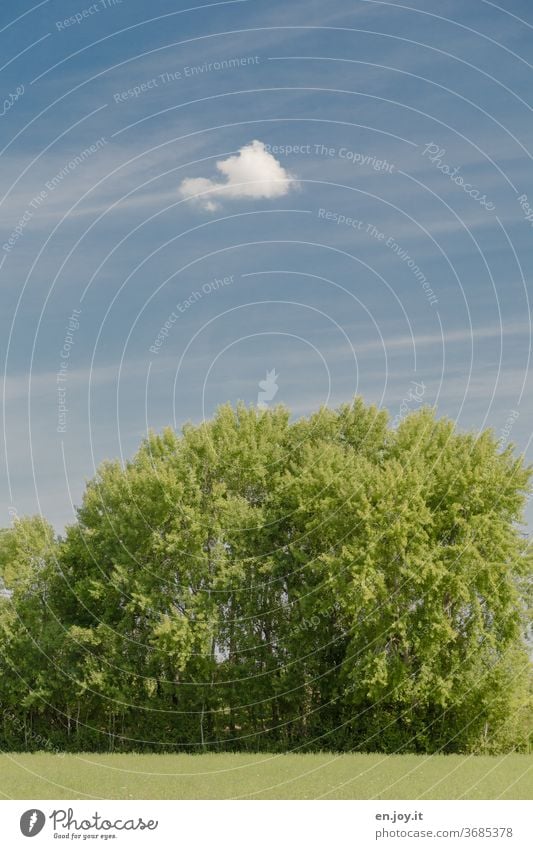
{"left": 0, "top": 752, "right": 531, "bottom": 799}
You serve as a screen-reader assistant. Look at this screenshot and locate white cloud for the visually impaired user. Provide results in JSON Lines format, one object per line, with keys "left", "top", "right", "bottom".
{"left": 178, "top": 140, "right": 297, "bottom": 210}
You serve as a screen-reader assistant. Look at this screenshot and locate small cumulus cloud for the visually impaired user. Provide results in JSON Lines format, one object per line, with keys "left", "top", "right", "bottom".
{"left": 178, "top": 140, "right": 297, "bottom": 210}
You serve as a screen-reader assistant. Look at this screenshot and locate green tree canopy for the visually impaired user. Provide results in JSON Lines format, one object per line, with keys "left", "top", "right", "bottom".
{"left": 0, "top": 399, "right": 531, "bottom": 753}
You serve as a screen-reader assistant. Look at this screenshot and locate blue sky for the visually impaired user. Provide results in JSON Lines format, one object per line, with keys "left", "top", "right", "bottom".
{"left": 1, "top": 0, "right": 532, "bottom": 531}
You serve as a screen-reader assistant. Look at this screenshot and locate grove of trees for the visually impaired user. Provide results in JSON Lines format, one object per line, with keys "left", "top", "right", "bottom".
{"left": 0, "top": 399, "right": 531, "bottom": 753}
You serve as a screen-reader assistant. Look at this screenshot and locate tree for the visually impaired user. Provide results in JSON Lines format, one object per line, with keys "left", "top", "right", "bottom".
{"left": 0, "top": 399, "right": 531, "bottom": 753}
{"left": 0, "top": 517, "right": 62, "bottom": 749}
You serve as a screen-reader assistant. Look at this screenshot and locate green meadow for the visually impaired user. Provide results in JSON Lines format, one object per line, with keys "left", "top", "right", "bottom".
{"left": 1, "top": 753, "right": 531, "bottom": 800}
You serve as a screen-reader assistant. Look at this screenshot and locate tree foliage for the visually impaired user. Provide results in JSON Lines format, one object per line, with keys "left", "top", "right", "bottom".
{"left": 0, "top": 399, "right": 531, "bottom": 753}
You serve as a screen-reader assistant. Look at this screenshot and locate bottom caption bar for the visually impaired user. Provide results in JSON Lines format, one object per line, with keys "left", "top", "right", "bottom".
{"left": 0, "top": 800, "right": 530, "bottom": 848}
